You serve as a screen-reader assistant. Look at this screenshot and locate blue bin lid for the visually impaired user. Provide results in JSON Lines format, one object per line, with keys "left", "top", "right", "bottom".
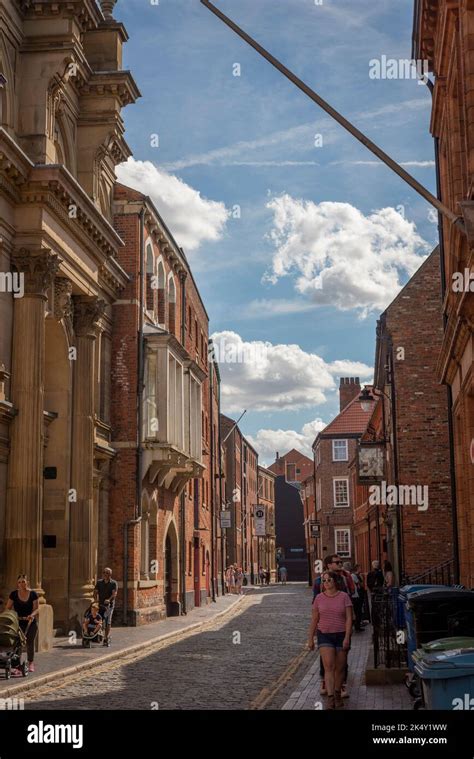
{"left": 415, "top": 649, "right": 474, "bottom": 680}
{"left": 399, "top": 584, "right": 448, "bottom": 599}
{"left": 407, "top": 588, "right": 474, "bottom": 607}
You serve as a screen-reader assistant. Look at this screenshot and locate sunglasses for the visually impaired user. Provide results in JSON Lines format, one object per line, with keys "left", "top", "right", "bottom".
{"left": 323, "top": 578, "right": 334, "bottom": 583}
{"left": 332, "top": 561, "right": 343, "bottom": 565}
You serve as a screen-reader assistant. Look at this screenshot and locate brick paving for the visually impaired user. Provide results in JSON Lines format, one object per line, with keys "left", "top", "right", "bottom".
{"left": 0, "top": 592, "right": 243, "bottom": 698}
{"left": 282, "top": 618, "right": 412, "bottom": 711}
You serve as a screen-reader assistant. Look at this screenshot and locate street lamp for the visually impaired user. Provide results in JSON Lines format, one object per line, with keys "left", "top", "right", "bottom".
{"left": 359, "top": 386, "right": 373, "bottom": 413}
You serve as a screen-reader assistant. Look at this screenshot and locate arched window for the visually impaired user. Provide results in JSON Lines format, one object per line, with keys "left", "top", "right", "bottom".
{"left": 168, "top": 276, "right": 176, "bottom": 336}
{"left": 146, "top": 245, "right": 154, "bottom": 316}
{"left": 156, "top": 260, "right": 166, "bottom": 325}
{"left": 140, "top": 495, "right": 150, "bottom": 580}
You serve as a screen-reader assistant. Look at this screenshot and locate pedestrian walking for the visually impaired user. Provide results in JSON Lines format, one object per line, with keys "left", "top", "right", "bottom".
{"left": 258, "top": 566, "right": 265, "bottom": 585}
{"left": 279, "top": 565, "right": 288, "bottom": 584}
{"left": 6, "top": 574, "right": 39, "bottom": 674}
{"left": 234, "top": 566, "right": 244, "bottom": 595}
{"left": 383, "top": 560, "right": 394, "bottom": 588}
{"left": 264, "top": 568, "right": 270, "bottom": 585}
{"left": 225, "top": 565, "right": 235, "bottom": 594}
{"left": 93, "top": 567, "right": 117, "bottom": 646}
{"left": 366, "top": 560, "right": 384, "bottom": 618}
{"left": 344, "top": 562, "right": 364, "bottom": 632}
{"left": 313, "top": 554, "right": 353, "bottom": 698}
{"left": 307, "top": 571, "right": 353, "bottom": 710}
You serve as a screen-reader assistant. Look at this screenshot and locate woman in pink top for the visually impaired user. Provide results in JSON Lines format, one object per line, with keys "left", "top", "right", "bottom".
{"left": 307, "top": 571, "right": 353, "bottom": 709}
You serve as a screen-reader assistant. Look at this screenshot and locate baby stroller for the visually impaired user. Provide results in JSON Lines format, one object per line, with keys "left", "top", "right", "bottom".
{"left": 82, "top": 605, "right": 104, "bottom": 648}
{"left": 0, "top": 610, "right": 29, "bottom": 679}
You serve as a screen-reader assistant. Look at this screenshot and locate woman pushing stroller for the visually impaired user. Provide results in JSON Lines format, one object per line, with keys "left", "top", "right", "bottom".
{"left": 6, "top": 574, "right": 39, "bottom": 674}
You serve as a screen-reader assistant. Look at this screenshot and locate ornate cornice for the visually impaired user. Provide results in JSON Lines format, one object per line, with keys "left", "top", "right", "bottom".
{"left": 78, "top": 71, "right": 141, "bottom": 108}
{"left": 17, "top": 0, "right": 102, "bottom": 32}
{"left": 21, "top": 164, "right": 123, "bottom": 260}
{"left": 0, "top": 127, "right": 34, "bottom": 202}
{"left": 11, "top": 247, "right": 60, "bottom": 298}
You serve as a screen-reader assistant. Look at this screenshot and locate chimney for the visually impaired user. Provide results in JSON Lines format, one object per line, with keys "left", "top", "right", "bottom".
{"left": 339, "top": 377, "right": 361, "bottom": 412}
{"left": 276, "top": 451, "right": 279, "bottom": 460}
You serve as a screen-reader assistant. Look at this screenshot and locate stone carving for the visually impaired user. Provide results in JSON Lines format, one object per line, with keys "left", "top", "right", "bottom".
{"left": 73, "top": 295, "right": 106, "bottom": 337}
{"left": 11, "top": 248, "right": 60, "bottom": 297}
{"left": 100, "top": 1, "right": 117, "bottom": 20}
{"left": 54, "top": 277, "right": 73, "bottom": 324}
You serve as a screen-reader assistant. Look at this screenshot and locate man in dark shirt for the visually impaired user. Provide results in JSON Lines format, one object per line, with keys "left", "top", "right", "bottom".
{"left": 94, "top": 568, "right": 117, "bottom": 646}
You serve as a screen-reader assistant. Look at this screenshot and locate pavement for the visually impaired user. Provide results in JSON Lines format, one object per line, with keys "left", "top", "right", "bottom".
{"left": 0, "top": 591, "right": 244, "bottom": 699}
{"left": 282, "top": 618, "right": 412, "bottom": 710}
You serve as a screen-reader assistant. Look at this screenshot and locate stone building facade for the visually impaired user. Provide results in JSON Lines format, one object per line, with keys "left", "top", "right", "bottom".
{"left": 257, "top": 465, "right": 276, "bottom": 582}
{"left": 0, "top": 0, "right": 138, "bottom": 641}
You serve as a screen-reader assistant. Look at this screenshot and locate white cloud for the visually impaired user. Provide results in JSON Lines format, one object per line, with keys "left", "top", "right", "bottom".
{"left": 211, "top": 330, "right": 372, "bottom": 413}
{"left": 247, "top": 419, "right": 327, "bottom": 466}
{"left": 264, "top": 195, "right": 431, "bottom": 318}
{"left": 331, "top": 160, "right": 435, "bottom": 168}
{"left": 116, "top": 157, "right": 228, "bottom": 253}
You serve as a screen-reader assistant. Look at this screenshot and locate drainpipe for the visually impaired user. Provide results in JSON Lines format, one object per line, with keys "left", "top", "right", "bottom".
{"left": 218, "top": 385, "right": 226, "bottom": 595}
{"left": 180, "top": 271, "right": 187, "bottom": 614}
{"left": 123, "top": 206, "right": 145, "bottom": 625}
{"left": 209, "top": 354, "right": 216, "bottom": 601}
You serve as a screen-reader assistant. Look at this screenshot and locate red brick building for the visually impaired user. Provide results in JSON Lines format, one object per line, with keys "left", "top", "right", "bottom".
{"left": 413, "top": 0, "right": 474, "bottom": 586}
{"left": 313, "top": 379, "right": 376, "bottom": 567}
{"left": 110, "top": 184, "right": 220, "bottom": 623}
{"left": 257, "top": 465, "right": 277, "bottom": 582}
{"left": 367, "top": 248, "right": 454, "bottom": 583}
{"left": 268, "top": 448, "right": 313, "bottom": 483}
{"left": 301, "top": 472, "right": 316, "bottom": 584}
{"left": 220, "top": 414, "right": 259, "bottom": 583}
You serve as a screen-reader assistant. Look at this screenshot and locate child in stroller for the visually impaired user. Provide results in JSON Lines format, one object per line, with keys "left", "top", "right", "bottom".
{"left": 0, "top": 610, "right": 30, "bottom": 679}
{"left": 82, "top": 603, "right": 104, "bottom": 648}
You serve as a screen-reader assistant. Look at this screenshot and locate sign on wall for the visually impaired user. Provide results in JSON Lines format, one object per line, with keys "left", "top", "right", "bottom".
{"left": 254, "top": 505, "right": 266, "bottom": 536}
{"left": 220, "top": 510, "right": 231, "bottom": 529}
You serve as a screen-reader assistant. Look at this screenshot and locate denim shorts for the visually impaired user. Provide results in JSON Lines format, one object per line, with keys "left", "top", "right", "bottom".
{"left": 317, "top": 630, "right": 348, "bottom": 651}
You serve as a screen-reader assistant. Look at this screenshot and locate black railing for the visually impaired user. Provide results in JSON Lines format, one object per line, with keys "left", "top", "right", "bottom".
{"left": 372, "top": 588, "right": 408, "bottom": 669}
{"left": 406, "top": 559, "right": 457, "bottom": 587}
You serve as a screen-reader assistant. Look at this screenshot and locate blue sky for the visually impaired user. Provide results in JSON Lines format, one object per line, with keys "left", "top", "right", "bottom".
{"left": 115, "top": 0, "right": 439, "bottom": 464}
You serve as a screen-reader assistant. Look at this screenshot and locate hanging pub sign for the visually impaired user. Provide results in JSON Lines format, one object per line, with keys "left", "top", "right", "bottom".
{"left": 357, "top": 442, "right": 385, "bottom": 483}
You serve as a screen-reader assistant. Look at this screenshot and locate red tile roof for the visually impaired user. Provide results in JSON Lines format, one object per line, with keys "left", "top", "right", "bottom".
{"left": 319, "top": 390, "right": 376, "bottom": 437}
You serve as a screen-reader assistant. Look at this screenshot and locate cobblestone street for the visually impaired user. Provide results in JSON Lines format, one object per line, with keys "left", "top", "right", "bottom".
{"left": 22, "top": 585, "right": 314, "bottom": 711}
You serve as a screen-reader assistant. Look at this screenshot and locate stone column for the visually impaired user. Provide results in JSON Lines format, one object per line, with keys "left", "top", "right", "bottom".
{"left": 68, "top": 296, "right": 105, "bottom": 627}
{"left": 5, "top": 248, "right": 60, "bottom": 596}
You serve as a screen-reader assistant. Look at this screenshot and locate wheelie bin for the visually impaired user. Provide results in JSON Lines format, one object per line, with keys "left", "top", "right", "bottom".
{"left": 415, "top": 649, "right": 474, "bottom": 709}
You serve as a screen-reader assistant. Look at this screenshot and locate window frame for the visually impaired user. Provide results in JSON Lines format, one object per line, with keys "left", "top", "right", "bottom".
{"left": 334, "top": 528, "right": 351, "bottom": 558}
{"left": 332, "top": 439, "right": 348, "bottom": 462}
{"left": 333, "top": 477, "right": 350, "bottom": 508}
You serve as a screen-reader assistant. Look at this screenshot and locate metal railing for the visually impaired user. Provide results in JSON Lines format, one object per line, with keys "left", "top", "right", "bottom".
{"left": 406, "top": 559, "right": 457, "bottom": 587}
{"left": 372, "top": 588, "right": 408, "bottom": 669}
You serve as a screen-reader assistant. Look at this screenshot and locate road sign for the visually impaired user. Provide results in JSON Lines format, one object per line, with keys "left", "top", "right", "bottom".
{"left": 254, "top": 505, "right": 266, "bottom": 536}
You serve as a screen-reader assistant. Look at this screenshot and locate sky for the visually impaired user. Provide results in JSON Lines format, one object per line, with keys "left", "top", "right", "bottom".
{"left": 114, "top": 0, "right": 439, "bottom": 465}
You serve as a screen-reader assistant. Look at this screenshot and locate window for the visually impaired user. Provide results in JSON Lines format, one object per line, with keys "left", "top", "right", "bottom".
{"left": 332, "top": 439, "right": 348, "bottom": 462}
{"left": 146, "top": 246, "right": 154, "bottom": 315}
{"left": 286, "top": 463, "right": 296, "bottom": 482}
{"left": 315, "top": 445, "right": 321, "bottom": 467}
{"left": 333, "top": 478, "right": 349, "bottom": 508}
{"left": 335, "top": 528, "right": 351, "bottom": 558}
{"left": 144, "top": 353, "right": 157, "bottom": 439}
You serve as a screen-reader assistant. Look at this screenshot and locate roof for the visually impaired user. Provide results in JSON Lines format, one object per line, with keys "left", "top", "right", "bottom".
{"left": 315, "top": 389, "right": 376, "bottom": 440}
